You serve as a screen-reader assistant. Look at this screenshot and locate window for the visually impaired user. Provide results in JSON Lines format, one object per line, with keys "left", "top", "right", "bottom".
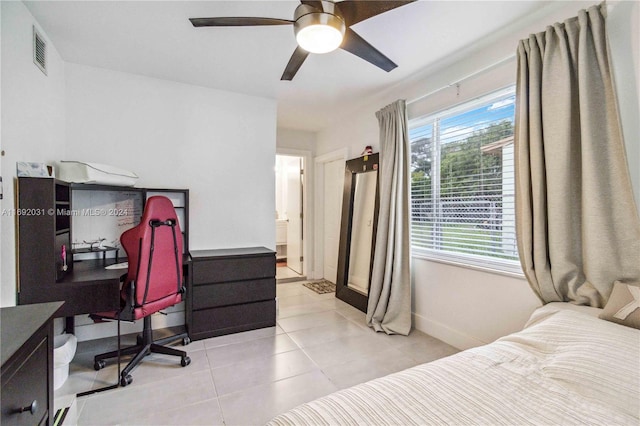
{"left": 409, "top": 86, "right": 521, "bottom": 274}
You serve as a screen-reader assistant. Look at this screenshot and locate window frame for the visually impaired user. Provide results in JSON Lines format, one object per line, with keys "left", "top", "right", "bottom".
{"left": 408, "top": 85, "right": 523, "bottom": 276}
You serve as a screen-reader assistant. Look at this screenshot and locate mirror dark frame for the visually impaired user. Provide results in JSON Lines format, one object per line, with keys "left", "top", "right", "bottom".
{"left": 335, "top": 153, "right": 380, "bottom": 312}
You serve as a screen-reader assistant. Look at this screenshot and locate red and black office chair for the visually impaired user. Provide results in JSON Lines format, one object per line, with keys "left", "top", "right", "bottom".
{"left": 92, "top": 196, "right": 190, "bottom": 387}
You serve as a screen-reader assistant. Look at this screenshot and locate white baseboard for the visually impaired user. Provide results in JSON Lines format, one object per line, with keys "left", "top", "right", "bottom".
{"left": 74, "top": 311, "right": 185, "bottom": 342}
{"left": 412, "top": 312, "right": 487, "bottom": 350}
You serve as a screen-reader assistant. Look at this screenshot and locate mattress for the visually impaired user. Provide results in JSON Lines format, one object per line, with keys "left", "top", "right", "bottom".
{"left": 269, "top": 304, "right": 640, "bottom": 425}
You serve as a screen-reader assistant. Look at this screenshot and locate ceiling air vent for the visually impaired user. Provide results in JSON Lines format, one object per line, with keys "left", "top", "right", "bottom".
{"left": 33, "top": 26, "right": 47, "bottom": 75}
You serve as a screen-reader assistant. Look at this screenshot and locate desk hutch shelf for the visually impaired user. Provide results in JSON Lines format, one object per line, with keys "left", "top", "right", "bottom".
{"left": 17, "top": 178, "right": 73, "bottom": 306}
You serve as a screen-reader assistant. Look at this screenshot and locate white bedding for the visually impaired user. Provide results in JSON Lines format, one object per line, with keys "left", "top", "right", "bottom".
{"left": 269, "top": 305, "right": 640, "bottom": 425}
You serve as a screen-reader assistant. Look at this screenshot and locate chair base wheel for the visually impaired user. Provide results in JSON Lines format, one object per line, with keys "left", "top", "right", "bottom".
{"left": 182, "top": 337, "right": 191, "bottom": 346}
{"left": 181, "top": 356, "right": 191, "bottom": 367}
{"left": 120, "top": 374, "right": 133, "bottom": 387}
{"left": 94, "top": 360, "right": 106, "bottom": 371}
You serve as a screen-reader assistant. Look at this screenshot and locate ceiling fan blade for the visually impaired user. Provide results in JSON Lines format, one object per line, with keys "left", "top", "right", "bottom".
{"left": 281, "top": 47, "right": 310, "bottom": 81}
{"left": 340, "top": 28, "right": 397, "bottom": 72}
{"left": 189, "top": 17, "right": 293, "bottom": 27}
{"left": 335, "top": 1, "right": 416, "bottom": 26}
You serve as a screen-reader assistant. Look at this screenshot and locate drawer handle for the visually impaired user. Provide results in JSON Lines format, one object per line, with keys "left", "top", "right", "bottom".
{"left": 14, "top": 400, "right": 37, "bottom": 415}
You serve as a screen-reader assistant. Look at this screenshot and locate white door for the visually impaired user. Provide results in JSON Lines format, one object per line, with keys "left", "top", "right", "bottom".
{"left": 286, "top": 157, "right": 303, "bottom": 274}
{"left": 323, "top": 159, "right": 345, "bottom": 284}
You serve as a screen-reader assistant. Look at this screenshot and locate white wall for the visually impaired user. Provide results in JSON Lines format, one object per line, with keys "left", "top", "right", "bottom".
{"left": 608, "top": 0, "right": 640, "bottom": 206}
{"left": 65, "top": 63, "right": 276, "bottom": 252}
{"left": 1, "top": 4, "right": 277, "bottom": 342}
{"left": 316, "top": 0, "right": 639, "bottom": 348}
{"left": 1, "top": 1, "right": 67, "bottom": 307}
{"left": 276, "top": 128, "right": 316, "bottom": 153}
{"left": 275, "top": 155, "right": 300, "bottom": 221}
{"left": 411, "top": 262, "right": 536, "bottom": 349}
{"left": 0, "top": 0, "right": 2, "bottom": 300}
{"left": 63, "top": 64, "right": 276, "bottom": 340}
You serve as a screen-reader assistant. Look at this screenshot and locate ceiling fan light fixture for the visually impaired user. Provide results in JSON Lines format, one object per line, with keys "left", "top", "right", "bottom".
{"left": 191, "top": 0, "right": 413, "bottom": 80}
{"left": 294, "top": 12, "right": 345, "bottom": 54}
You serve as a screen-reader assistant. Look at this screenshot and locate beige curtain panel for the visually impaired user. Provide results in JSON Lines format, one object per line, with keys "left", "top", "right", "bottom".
{"left": 515, "top": 4, "right": 640, "bottom": 307}
{"left": 368, "top": 99, "right": 411, "bottom": 335}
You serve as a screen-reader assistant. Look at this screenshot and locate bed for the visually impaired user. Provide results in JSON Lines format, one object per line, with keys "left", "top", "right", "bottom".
{"left": 269, "top": 303, "right": 640, "bottom": 425}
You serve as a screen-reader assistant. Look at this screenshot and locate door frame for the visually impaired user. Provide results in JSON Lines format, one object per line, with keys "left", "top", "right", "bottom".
{"left": 276, "top": 148, "right": 312, "bottom": 278}
{"left": 313, "top": 148, "right": 348, "bottom": 281}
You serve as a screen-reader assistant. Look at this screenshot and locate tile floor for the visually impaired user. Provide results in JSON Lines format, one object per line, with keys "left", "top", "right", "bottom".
{"left": 275, "top": 265, "right": 305, "bottom": 282}
{"left": 55, "top": 281, "right": 459, "bottom": 425}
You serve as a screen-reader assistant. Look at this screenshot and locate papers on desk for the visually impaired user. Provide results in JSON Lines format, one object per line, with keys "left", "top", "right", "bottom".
{"left": 105, "top": 262, "right": 128, "bottom": 270}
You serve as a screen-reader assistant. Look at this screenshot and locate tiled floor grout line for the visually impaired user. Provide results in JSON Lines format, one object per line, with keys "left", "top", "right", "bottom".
{"left": 60, "top": 282, "right": 459, "bottom": 425}
{"left": 197, "top": 300, "right": 330, "bottom": 422}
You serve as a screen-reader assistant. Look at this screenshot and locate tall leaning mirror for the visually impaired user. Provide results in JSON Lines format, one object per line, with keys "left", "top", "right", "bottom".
{"left": 335, "top": 153, "right": 380, "bottom": 312}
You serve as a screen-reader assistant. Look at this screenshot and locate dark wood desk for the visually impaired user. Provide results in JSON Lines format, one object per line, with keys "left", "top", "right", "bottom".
{"left": 19, "top": 259, "right": 123, "bottom": 319}
{"left": 16, "top": 178, "right": 191, "bottom": 329}
{"left": 1, "top": 301, "right": 63, "bottom": 426}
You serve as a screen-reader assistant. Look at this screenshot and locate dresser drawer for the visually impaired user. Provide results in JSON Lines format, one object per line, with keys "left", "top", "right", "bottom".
{"left": 192, "top": 278, "right": 275, "bottom": 309}
{"left": 191, "top": 300, "right": 276, "bottom": 339}
{"left": 1, "top": 336, "right": 48, "bottom": 426}
{"left": 192, "top": 255, "right": 274, "bottom": 285}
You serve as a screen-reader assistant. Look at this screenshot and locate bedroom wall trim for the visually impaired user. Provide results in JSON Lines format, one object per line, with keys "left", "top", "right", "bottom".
{"left": 412, "top": 312, "right": 486, "bottom": 350}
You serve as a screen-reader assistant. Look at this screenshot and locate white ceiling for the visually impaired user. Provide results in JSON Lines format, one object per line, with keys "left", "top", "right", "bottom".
{"left": 24, "top": 1, "right": 551, "bottom": 132}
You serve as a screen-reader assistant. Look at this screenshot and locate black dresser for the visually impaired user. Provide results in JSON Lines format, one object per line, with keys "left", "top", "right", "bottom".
{"left": 1, "top": 301, "right": 63, "bottom": 426}
{"left": 187, "top": 247, "right": 276, "bottom": 341}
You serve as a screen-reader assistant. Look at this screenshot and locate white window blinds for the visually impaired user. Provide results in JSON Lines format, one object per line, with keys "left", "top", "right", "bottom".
{"left": 409, "top": 87, "right": 521, "bottom": 274}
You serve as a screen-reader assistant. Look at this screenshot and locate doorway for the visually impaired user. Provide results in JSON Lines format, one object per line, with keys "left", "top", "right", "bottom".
{"left": 275, "top": 155, "right": 305, "bottom": 282}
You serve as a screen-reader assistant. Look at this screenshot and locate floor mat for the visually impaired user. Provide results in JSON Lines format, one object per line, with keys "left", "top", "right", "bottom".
{"left": 302, "top": 279, "right": 336, "bottom": 294}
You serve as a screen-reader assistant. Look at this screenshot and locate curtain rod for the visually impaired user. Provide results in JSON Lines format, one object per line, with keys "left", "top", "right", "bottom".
{"left": 407, "top": 54, "right": 516, "bottom": 105}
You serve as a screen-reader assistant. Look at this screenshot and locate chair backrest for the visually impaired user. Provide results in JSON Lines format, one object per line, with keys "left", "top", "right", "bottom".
{"left": 121, "top": 196, "right": 184, "bottom": 311}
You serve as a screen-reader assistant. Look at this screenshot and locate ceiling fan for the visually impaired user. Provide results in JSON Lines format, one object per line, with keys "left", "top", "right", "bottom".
{"left": 190, "top": 0, "right": 416, "bottom": 81}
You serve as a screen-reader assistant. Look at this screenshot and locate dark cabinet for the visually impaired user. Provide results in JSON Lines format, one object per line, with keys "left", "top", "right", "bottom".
{"left": 1, "top": 302, "right": 62, "bottom": 426}
{"left": 17, "top": 178, "right": 72, "bottom": 296}
{"left": 187, "top": 247, "right": 276, "bottom": 340}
